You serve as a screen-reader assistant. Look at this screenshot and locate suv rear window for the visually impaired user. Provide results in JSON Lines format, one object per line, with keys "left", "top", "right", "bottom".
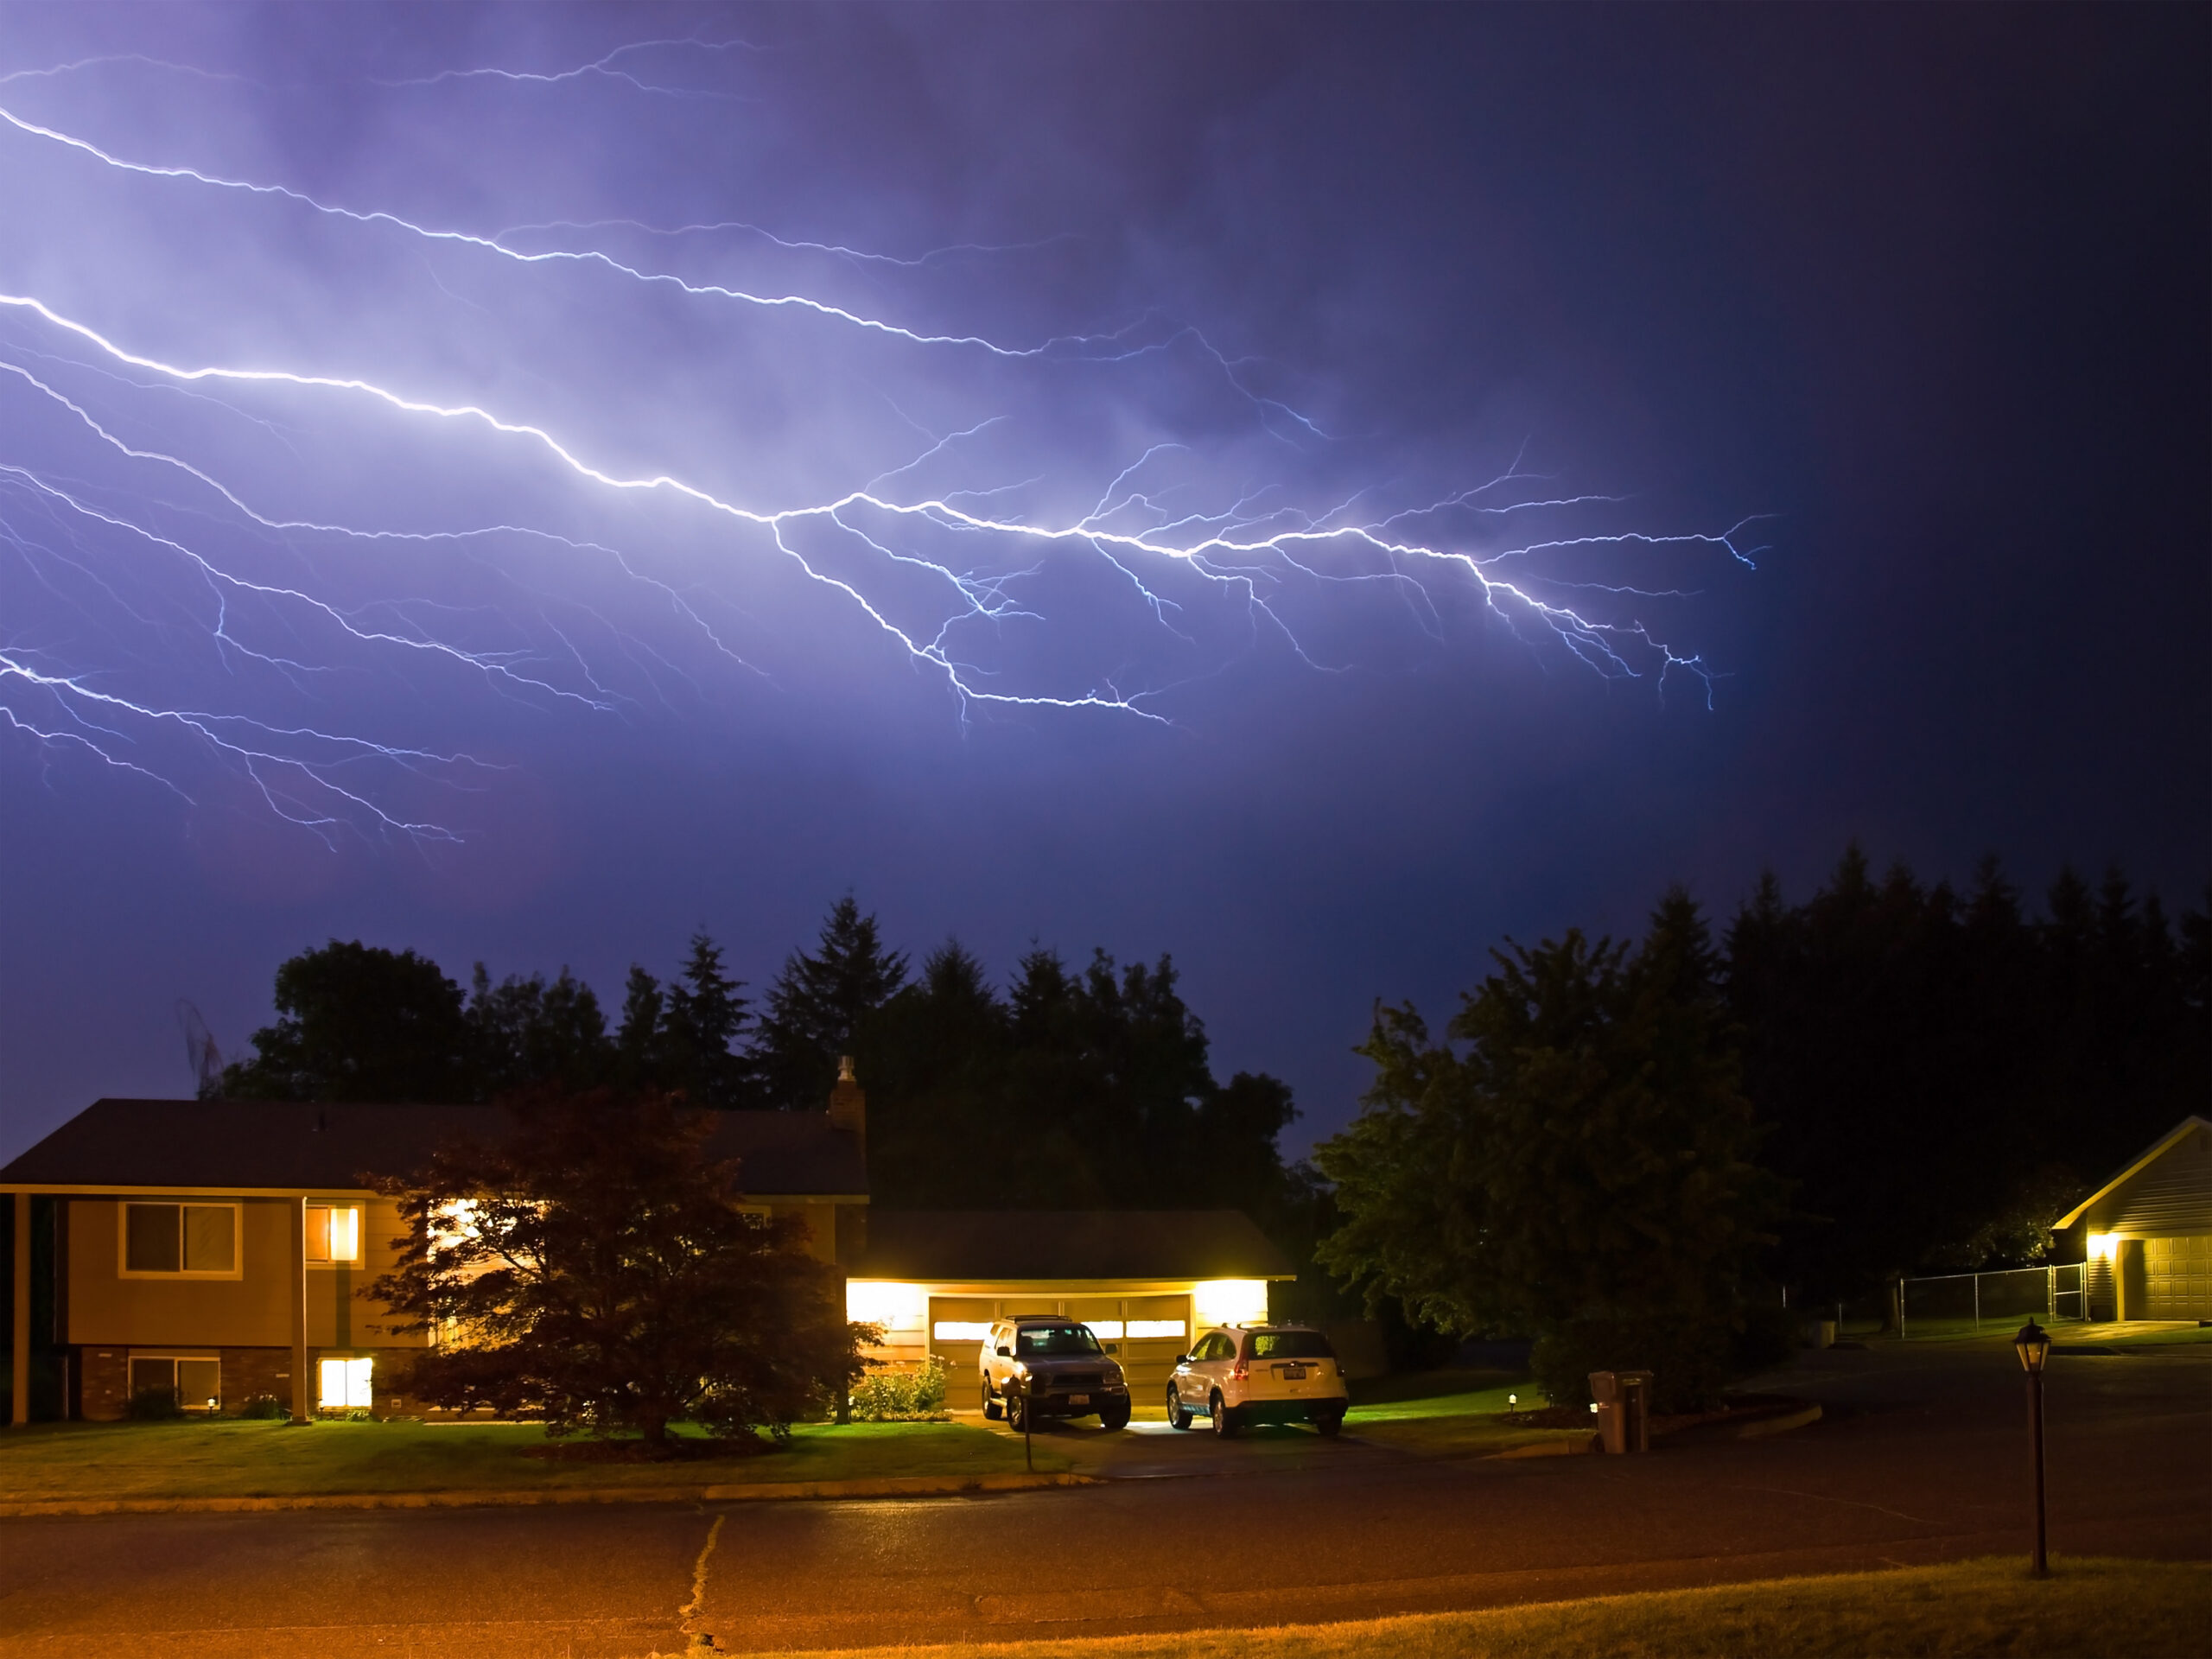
{"left": 1248, "top": 1331, "right": 1334, "bottom": 1360}
{"left": 1016, "top": 1323, "right": 1101, "bottom": 1357}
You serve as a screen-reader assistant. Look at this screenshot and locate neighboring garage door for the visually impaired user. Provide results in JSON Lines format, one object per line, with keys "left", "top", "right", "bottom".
{"left": 2143, "top": 1236, "right": 2212, "bottom": 1319}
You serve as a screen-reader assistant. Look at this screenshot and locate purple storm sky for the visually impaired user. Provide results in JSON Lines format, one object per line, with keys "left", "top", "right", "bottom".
{"left": 3, "top": 3, "right": 2205, "bottom": 1162}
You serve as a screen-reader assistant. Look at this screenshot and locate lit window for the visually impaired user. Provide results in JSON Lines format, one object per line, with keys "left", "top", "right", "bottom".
{"left": 1128, "top": 1319, "right": 1188, "bottom": 1340}
{"left": 1085, "top": 1320, "right": 1126, "bottom": 1340}
{"left": 931, "top": 1320, "right": 995, "bottom": 1343}
{"left": 306, "top": 1204, "right": 363, "bottom": 1265}
{"left": 122, "top": 1203, "right": 238, "bottom": 1276}
{"left": 319, "top": 1357, "right": 373, "bottom": 1410}
{"left": 846, "top": 1281, "right": 928, "bottom": 1332}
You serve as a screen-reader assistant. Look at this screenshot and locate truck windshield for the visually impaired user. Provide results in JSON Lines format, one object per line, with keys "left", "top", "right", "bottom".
{"left": 1016, "top": 1324, "right": 1101, "bottom": 1357}
{"left": 1249, "top": 1332, "right": 1335, "bottom": 1360}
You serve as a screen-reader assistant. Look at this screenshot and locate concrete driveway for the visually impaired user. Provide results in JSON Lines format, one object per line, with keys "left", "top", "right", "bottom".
{"left": 0, "top": 1339, "right": 2202, "bottom": 1657}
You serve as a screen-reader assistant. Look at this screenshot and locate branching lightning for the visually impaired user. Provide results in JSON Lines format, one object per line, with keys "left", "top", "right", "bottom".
{"left": 0, "top": 42, "right": 1760, "bottom": 846}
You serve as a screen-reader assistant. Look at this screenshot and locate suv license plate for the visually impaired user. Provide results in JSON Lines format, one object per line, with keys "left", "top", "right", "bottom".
{"left": 1281, "top": 1365, "right": 1306, "bottom": 1380}
{"left": 1067, "top": 1394, "right": 1090, "bottom": 1406}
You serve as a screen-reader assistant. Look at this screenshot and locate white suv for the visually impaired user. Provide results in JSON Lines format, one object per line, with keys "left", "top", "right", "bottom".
{"left": 1169, "top": 1324, "right": 1350, "bottom": 1437}
{"left": 979, "top": 1317, "right": 1132, "bottom": 1431}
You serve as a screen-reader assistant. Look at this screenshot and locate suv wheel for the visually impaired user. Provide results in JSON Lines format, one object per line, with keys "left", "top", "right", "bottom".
{"left": 1006, "top": 1388, "right": 1028, "bottom": 1433}
{"left": 982, "top": 1380, "right": 1001, "bottom": 1421}
{"left": 1166, "top": 1384, "right": 1192, "bottom": 1431}
{"left": 1316, "top": 1409, "right": 1344, "bottom": 1438}
{"left": 1098, "top": 1400, "right": 1130, "bottom": 1431}
{"left": 1210, "top": 1391, "right": 1239, "bottom": 1439}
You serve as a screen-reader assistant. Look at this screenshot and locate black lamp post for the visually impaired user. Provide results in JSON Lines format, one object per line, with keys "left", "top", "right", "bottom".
{"left": 2014, "top": 1318, "right": 2051, "bottom": 1578}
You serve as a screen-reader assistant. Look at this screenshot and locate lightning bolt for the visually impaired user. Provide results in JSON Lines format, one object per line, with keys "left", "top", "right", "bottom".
{"left": 0, "top": 43, "right": 1761, "bottom": 846}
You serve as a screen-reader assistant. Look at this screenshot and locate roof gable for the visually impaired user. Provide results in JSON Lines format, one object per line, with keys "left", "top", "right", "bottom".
{"left": 2055, "top": 1116, "right": 2212, "bottom": 1233}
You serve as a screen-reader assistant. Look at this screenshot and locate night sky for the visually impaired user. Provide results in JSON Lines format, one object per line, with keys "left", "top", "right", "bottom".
{"left": 3, "top": 3, "right": 2205, "bottom": 1164}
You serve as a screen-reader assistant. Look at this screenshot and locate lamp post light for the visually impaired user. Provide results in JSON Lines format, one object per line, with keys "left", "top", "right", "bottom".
{"left": 2014, "top": 1318, "right": 2051, "bottom": 1578}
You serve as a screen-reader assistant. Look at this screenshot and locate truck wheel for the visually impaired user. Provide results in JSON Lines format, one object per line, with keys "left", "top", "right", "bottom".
{"left": 1098, "top": 1401, "right": 1130, "bottom": 1431}
{"left": 1006, "top": 1389, "right": 1028, "bottom": 1433}
{"left": 982, "top": 1380, "right": 1001, "bottom": 1421}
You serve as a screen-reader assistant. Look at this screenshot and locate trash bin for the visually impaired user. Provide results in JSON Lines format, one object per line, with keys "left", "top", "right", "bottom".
{"left": 1589, "top": 1370, "right": 1653, "bottom": 1453}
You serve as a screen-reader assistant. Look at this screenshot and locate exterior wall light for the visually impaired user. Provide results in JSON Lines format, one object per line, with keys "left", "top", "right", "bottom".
{"left": 2014, "top": 1318, "right": 2050, "bottom": 1578}
{"left": 2086, "top": 1232, "right": 2118, "bottom": 1262}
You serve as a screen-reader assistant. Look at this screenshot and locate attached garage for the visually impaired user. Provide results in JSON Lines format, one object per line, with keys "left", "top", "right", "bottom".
{"left": 2056, "top": 1117, "right": 2212, "bottom": 1323}
{"left": 845, "top": 1211, "right": 1293, "bottom": 1413}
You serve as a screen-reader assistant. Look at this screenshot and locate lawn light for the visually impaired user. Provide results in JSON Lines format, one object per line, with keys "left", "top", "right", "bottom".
{"left": 2014, "top": 1319, "right": 2050, "bottom": 1578}
{"left": 1507, "top": 1394, "right": 1517, "bottom": 1408}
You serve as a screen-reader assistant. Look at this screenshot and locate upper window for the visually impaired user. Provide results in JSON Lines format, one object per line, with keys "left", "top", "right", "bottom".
{"left": 306, "top": 1204, "right": 363, "bottom": 1265}
{"left": 122, "top": 1203, "right": 238, "bottom": 1277}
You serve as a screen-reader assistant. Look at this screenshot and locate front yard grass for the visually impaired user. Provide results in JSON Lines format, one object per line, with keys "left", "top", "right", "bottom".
{"left": 1344, "top": 1370, "right": 1585, "bottom": 1458}
{"left": 0, "top": 1416, "right": 1071, "bottom": 1502}
{"left": 774, "top": 1556, "right": 2207, "bottom": 1659}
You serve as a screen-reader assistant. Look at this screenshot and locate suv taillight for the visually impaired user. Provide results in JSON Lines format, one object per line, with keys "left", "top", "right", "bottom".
{"left": 1230, "top": 1361, "right": 1248, "bottom": 1382}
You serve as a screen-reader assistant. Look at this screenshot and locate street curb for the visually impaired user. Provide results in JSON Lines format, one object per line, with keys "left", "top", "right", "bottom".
{"left": 1487, "top": 1435, "right": 1599, "bottom": 1459}
{"left": 0, "top": 1471, "right": 1096, "bottom": 1517}
{"left": 1735, "top": 1402, "right": 1822, "bottom": 1439}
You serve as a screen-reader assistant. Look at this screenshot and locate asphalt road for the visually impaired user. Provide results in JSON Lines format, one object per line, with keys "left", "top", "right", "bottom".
{"left": 2, "top": 1343, "right": 2205, "bottom": 1657}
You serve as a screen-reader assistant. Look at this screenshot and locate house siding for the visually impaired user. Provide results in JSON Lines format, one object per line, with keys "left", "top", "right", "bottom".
{"left": 67, "top": 1197, "right": 426, "bottom": 1351}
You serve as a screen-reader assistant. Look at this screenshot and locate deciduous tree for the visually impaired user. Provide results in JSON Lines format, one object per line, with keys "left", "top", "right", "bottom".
{"left": 368, "top": 1086, "right": 870, "bottom": 1445}
{"left": 1316, "top": 895, "right": 1786, "bottom": 1410}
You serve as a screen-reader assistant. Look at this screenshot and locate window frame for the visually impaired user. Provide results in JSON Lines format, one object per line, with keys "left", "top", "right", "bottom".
{"left": 305, "top": 1200, "right": 365, "bottom": 1268}
{"left": 118, "top": 1201, "right": 245, "bottom": 1280}
{"left": 128, "top": 1352, "right": 223, "bottom": 1411}
{"left": 317, "top": 1354, "right": 375, "bottom": 1411}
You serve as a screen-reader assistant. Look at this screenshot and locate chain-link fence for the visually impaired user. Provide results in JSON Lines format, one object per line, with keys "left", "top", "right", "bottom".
{"left": 1898, "top": 1263, "right": 2085, "bottom": 1338}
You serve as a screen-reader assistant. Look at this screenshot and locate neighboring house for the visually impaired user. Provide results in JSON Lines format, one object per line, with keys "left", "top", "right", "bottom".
{"left": 844, "top": 1210, "right": 1295, "bottom": 1410}
{"left": 3, "top": 1092, "right": 866, "bottom": 1424}
{"left": 2055, "top": 1116, "right": 2212, "bottom": 1323}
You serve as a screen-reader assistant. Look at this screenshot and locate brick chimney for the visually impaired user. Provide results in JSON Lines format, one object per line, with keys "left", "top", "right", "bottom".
{"left": 827, "top": 1054, "right": 865, "bottom": 1141}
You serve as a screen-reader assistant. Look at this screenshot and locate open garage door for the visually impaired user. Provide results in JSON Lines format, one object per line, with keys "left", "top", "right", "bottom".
{"left": 2144, "top": 1236, "right": 2212, "bottom": 1319}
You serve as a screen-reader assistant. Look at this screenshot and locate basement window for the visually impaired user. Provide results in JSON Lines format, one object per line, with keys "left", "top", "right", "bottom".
{"left": 121, "top": 1203, "right": 240, "bottom": 1277}
{"left": 320, "top": 1356, "right": 373, "bottom": 1410}
{"left": 130, "top": 1355, "right": 222, "bottom": 1411}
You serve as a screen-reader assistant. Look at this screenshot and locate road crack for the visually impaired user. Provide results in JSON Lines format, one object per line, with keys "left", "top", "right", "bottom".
{"left": 677, "top": 1512, "right": 725, "bottom": 1652}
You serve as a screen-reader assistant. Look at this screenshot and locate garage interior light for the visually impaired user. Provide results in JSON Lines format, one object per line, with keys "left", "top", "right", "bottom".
{"left": 1192, "top": 1279, "right": 1269, "bottom": 1330}
{"left": 931, "top": 1321, "right": 994, "bottom": 1343}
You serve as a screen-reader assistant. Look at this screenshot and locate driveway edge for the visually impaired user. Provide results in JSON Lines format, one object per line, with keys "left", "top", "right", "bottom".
{"left": 0, "top": 1470, "right": 1096, "bottom": 1517}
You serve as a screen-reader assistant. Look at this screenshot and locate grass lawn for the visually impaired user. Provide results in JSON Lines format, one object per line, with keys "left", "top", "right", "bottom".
{"left": 772, "top": 1557, "right": 2208, "bottom": 1659}
{"left": 0, "top": 1416, "right": 1071, "bottom": 1502}
{"left": 1342, "top": 1370, "right": 1585, "bottom": 1459}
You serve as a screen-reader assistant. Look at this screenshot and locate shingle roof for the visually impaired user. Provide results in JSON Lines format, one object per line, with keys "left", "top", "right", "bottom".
{"left": 849, "top": 1210, "right": 1294, "bottom": 1281}
{"left": 0, "top": 1098, "right": 867, "bottom": 1198}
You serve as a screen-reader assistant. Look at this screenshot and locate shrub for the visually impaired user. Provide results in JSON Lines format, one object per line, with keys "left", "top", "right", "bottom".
{"left": 126, "top": 1384, "right": 185, "bottom": 1421}
{"left": 236, "top": 1393, "right": 288, "bottom": 1420}
{"left": 849, "top": 1357, "right": 949, "bottom": 1421}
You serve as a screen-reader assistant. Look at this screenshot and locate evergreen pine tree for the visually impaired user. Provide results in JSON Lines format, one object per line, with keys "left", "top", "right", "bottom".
{"left": 750, "top": 897, "right": 909, "bottom": 1109}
